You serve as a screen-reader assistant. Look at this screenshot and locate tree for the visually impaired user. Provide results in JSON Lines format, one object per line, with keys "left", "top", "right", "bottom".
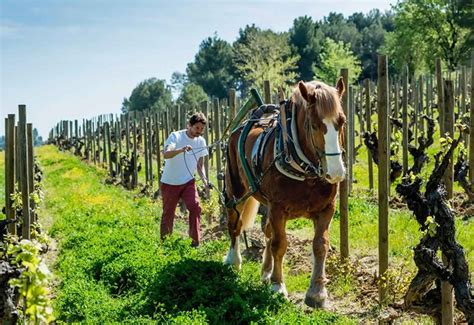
{"left": 314, "top": 38, "right": 361, "bottom": 85}
{"left": 169, "top": 71, "right": 188, "bottom": 98}
{"left": 177, "top": 83, "right": 208, "bottom": 112}
{"left": 233, "top": 26, "right": 299, "bottom": 94}
{"left": 289, "top": 16, "right": 324, "bottom": 81}
{"left": 122, "top": 78, "right": 172, "bottom": 113}
{"left": 387, "top": 0, "right": 473, "bottom": 71}
{"left": 187, "top": 35, "right": 235, "bottom": 99}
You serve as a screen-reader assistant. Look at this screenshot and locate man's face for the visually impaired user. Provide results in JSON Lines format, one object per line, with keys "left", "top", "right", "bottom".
{"left": 187, "top": 122, "right": 206, "bottom": 138}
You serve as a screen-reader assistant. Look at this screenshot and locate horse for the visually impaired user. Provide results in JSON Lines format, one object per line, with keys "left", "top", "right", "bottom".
{"left": 223, "top": 78, "right": 346, "bottom": 308}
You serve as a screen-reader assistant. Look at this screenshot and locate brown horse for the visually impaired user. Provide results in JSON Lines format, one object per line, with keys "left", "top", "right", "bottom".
{"left": 223, "top": 79, "right": 346, "bottom": 308}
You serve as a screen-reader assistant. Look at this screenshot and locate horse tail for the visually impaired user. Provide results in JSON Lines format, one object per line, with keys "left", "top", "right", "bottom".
{"left": 240, "top": 196, "right": 260, "bottom": 231}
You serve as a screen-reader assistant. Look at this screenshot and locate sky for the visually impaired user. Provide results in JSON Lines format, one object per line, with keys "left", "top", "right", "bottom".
{"left": 1, "top": 0, "right": 394, "bottom": 138}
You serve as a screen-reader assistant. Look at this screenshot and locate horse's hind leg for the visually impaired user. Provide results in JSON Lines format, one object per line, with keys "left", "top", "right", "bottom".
{"left": 305, "top": 206, "right": 334, "bottom": 309}
{"left": 261, "top": 213, "right": 273, "bottom": 283}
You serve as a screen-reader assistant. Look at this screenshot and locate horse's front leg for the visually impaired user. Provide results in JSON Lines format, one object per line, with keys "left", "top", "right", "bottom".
{"left": 224, "top": 203, "right": 244, "bottom": 271}
{"left": 268, "top": 205, "right": 288, "bottom": 297}
{"left": 305, "top": 205, "right": 334, "bottom": 308}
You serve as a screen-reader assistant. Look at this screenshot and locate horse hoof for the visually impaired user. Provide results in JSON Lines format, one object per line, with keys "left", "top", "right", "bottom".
{"left": 304, "top": 294, "right": 329, "bottom": 309}
{"left": 271, "top": 283, "right": 288, "bottom": 298}
{"left": 223, "top": 255, "right": 241, "bottom": 271}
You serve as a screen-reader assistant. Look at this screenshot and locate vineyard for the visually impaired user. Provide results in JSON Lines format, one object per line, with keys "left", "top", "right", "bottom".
{"left": 1, "top": 51, "right": 474, "bottom": 324}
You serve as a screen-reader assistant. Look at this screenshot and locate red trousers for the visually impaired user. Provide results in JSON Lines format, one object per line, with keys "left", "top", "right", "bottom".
{"left": 160, "top": 179, "right": 201, "bottom": 246}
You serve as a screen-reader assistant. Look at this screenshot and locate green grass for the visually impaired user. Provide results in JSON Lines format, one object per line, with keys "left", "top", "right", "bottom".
{"left": 37, "top": 145, "right": 355, "bottom": 324}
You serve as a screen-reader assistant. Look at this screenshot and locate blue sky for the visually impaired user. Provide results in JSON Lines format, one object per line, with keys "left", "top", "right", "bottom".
{"left": 1, "top": 0, "right": 394, "bottom": 137}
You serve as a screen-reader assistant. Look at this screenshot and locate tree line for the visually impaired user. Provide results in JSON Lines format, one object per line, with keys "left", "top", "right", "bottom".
{"left": 121, "top": 0, "right": 473, "bottom": 114}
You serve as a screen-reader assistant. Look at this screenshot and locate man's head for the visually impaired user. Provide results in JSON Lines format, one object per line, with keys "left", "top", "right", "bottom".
{"left": 187, "top": 112, "right": 207, "bottom": 138}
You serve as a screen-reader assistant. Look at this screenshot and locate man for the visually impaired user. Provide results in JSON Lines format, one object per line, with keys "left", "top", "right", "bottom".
{"left": 160, "top": 112, "right": 210, "bottom": 247}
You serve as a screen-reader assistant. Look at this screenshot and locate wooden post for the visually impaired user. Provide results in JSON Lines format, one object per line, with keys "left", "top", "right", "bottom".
{"left": 213, "top": 98, "right": 222, "bottom": 191}
{"left": 442, "top": 79, "right": 454, "bottom": 325}
{"left": 377, "top": 55, "right": 390, "bottom": 302}
{"left": 402, "top": 66, "right": 409, "bottom": 175}
{"left": 229, "top": 89, "right": 237, "bottom": 120}
{"left": 394, "top": 81, "right": 400, "bottom": 119}
{"left": 469, "top": 51, "right": 474, "bottom": 185}
{"left": 155, "top": 113, "right": 162, "bottom": 189}
{"left": 132, "top": 121, "right": 138, "bottom": 188}
{"left": 201, "top": 101, "right": 210, "bottom": 184}
{"left": 5, "top": 115, "right": 16, "bottom": 235}
{"left": 419, "top": 75, "right": 424, "bottom": 135}
{"left": 27, "top": 124, "right": 35, "bottom": 223}
{"left": 264, "top": 80, "right": 271, "bottom": 103}
{"left": 148, "top": 116, "right": 154, "bottom": 187}
{"left": 339, "top": 68, "right": 349, "bottom": 260}
{"left": 18, "top": 105, "right": 31, "bottom": 239}
{"left": 365, "top": 79, "right": 374, "bottom": 190}
{"left": 348, "top": 86, "right": 354, "bottom": 193}
{"left": 436, "top": 58, "right": 445, "bottom": 136}
{"left": 144, "top": 117, "right": 149, "bottom": 184}
{"left": 126, "top": 113, "right": 130, "bottom": 155}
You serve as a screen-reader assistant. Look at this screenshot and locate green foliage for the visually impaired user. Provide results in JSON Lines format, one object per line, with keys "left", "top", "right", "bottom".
{"left": 122, "top": 78, "right": 173, "bottom": 113}
{"left": 177, "top": 82, "right": 208, "bottom": 112}
{"left": 233, "top": 26, "right": 299, "bottom": 94}
{"left": 289, "top": 16, "right": 323, "bottom": 81}
{"left": 314, "top": 38, "right": 361, "bottom": 85}
{"left": 187, "top": 35, "right": 235, "bottom": 99}
{"left": 385, "top": 0, "right": 472, "bottom": 72}
{"left": 37, "top": 145, "right": 354, "bottom": 323}
{"left": 5, "top": 232, "right": 54, "bottom": 324}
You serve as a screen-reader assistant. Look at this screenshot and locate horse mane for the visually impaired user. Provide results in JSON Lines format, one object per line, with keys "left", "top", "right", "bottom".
{"left": 291, "top": 81, "right": 343, "bottom": 122}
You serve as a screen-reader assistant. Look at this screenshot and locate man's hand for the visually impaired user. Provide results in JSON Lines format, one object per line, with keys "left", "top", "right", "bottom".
{"left": 180, "top": 145, "right": 192, "bottom": 153}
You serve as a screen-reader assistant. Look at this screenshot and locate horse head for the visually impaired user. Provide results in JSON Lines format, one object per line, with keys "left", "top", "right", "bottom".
{"left": 294, "top": 78, "right": 346, "bottom": 184}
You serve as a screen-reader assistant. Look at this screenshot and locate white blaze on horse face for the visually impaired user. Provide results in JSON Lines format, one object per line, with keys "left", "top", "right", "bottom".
{"left": 322, "top": 118, "right": 345, "bottom": 183}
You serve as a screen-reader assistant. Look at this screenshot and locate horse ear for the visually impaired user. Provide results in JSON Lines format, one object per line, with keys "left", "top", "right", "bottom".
{"left": 336, "top": 77, "right": 345, "bottom": 98}
{"left": 298, "top": 81, "right": 310, "bottom": 102}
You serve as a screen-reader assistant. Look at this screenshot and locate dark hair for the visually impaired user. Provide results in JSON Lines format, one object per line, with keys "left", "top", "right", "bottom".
{"left": 189, "top": 112, "right": 207, "bottom": 125}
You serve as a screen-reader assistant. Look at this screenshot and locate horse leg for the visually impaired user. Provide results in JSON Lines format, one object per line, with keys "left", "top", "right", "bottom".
{"left": 261, "top": 215, "right": 273, "bottom": 283}
{"left": 268, "top": 205, "right": 288, "bottom": 297}
{"left": 224, "top": 197, "right": 259, "bottom": 271}
{"left": 304, "top": 207, "right": 334, "bottom": 308}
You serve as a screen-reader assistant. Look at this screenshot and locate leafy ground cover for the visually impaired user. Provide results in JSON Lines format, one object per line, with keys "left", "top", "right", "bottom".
{"left": 36, "top": 145, "right": 355, "bottom": 324}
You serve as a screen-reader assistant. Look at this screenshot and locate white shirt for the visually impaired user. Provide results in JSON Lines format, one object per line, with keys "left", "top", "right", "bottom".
{"left": 160, "top": 130, "right": 209, "bottom": 185}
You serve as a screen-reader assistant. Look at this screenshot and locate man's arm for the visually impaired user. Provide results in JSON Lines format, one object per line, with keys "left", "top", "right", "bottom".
{"left": 163, "top": 145, "right": 192, "bottom": 159}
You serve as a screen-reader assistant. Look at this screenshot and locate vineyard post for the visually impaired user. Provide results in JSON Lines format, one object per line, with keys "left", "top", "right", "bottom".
{"left": 339, "top": 68, "right": 349, "bottom": 261}
{"left": 402, "top": 66, "right": 409, "bottom": 175}
{"left": 469, "top": 51, "right": 474, "bottom": 185}
{"left": 365, "top": 79, "right": 374, "bottom": 190}
{"left": 106, "top": 122, "right": 113, "bottom": 176}
{"left": 419, "top": 75, "right": 425, "bottom": 135}
{"left": 132, "top": 120, "right": 138, "bottom": 188}
{"left": 177, "top": 104, "right": 181, "bottom": 131}
{"left": 436, "top": 58, "right": 445, "bottom": 136}
{"left": 229, "top": 88, "right": 236, "bottom": 120}
{"left": 348, "top": 86, "right": 354, "bottom": 193}
{"left": 394, "top": 80, "right": 400, "bottom": 119}
{"left": 27, "top": 123, "right": 35, "bottom": 223}
{"left": 201, "top": 100, "right": 210, "bottom": 195}
{"left": 126, "top": 113, "right": 130, "bottom": 155}
{"left": 116, "top": 120, "right": 121, "bottom": 177}
{"left": 148, "top": 115, "right": 154, "bottom": 187}
{"left": 6, "top": 114, "right": 16, "bottom": 235}
{"left": 358, "top": 85, "right": 365, "bottom": 150}
{"left": 92, "top": 121, "right": 97, "bottom": 164}
{"left": 377, "top": 55, "right": 389, "bottom": 302}
{"left": 155, "top": 113, "right": 162, "bottom": 189}
{"left": 413, "top": 75, "right": 419, "bottom": 142}
{"left": 213, "top": 98, "right": 222, "bottom": 192}
{"left": 102, "top": 120, "right": 107, "bottom": 165}
{"left": 18, "top": 105, "right": 31, "bottom": 239}
{"left": 264, "top": 80, "right": 271, "bottom": 103}
{"left": 441, "top": 79, "right": 455, "bottom": 325}
{"left": 144, "top": 116, "right": 150, "bottom": 184}
{"left": 15, "top": 126, "right": 20, "bottom": 184}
